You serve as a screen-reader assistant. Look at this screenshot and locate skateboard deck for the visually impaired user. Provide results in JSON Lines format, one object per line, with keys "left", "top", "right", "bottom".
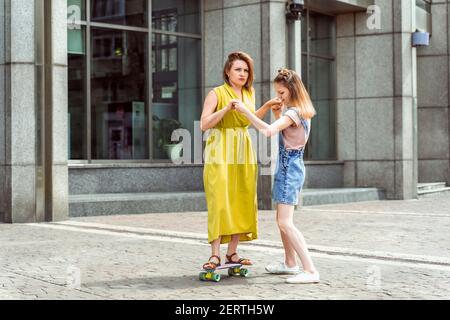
{"left": 199, "top": 263, "right": 250, "bottom": 282}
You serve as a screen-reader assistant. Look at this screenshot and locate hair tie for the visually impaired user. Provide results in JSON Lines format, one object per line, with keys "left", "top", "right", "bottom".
{"left": 278, "top": 68, "right": 291, "bottom": 81}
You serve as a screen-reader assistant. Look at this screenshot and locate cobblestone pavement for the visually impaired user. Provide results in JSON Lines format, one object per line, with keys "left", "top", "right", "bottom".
{"left": 1, "top": 195, "right": 450, "bottom": 300}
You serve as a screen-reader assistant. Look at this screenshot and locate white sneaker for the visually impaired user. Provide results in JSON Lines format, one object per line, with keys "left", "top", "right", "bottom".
{"left": 265, "top": 262, "right": 300, "bottom": 274}
{"left": 286, "top": 271, "right": 320, "bottom": 284}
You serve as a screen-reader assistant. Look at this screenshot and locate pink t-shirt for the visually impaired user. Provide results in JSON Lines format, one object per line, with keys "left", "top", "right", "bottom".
{"left": 281, "top": 108, "right": 310, "bottom": 150}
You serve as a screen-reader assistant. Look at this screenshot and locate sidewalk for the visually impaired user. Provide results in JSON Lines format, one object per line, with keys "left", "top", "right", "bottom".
{"left": 0, "top": 195, "right": 449, "bottom": 299}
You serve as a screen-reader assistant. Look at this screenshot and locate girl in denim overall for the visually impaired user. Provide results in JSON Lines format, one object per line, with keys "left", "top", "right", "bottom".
{"left": 234, "top": 68, "right": 320, "bottom": 284}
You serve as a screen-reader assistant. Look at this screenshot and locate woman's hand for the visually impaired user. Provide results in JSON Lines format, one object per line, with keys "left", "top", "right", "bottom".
{"left": 225, "top": 99, "right": 240, "bottom": 111}
{"left": 233, "top": 100, "right": 248, "bottom": 114}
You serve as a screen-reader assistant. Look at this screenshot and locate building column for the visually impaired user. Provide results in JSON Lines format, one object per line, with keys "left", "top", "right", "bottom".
{"left": 336, "top": 0, "right": 417, "bottom": 199}
{"left": 393, "top": 0, "right": 418, "bottom": 199}
{"left": 0, "top": 0, "right": 68, "bottom": 223}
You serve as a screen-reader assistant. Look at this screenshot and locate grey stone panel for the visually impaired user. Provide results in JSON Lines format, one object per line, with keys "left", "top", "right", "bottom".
{"left": 395, "top": 160, "right": 417, "bottom": 200}
{"left": 69, "top": 192, "right": 208, "bottom": 216}
{"left": 268, "top": 1, "right": 287, "bottom": 79}
{"left": 223, "top": 0, "right": 260, "bottom": 8}
{"left": 299, "top": 187, "right": 385, "bottom": 207}
{"left": 223, "top": 4, "right": 261, "bottom": 82}
{"left": 8, "top": 64, "right": 35, "bottom": 165}
{"left": 204, "top": 10, "right": 224, "bottom": 87}
{"left": 419, "top": 159, "right": 450, "bottom": 184}
{"left": 417, "top": 3, "right": 448, "bottom": 56}
{"left": 337, "top": 99, "right": 356, "bottom": 160}
{"left": 393, "top": 33, "right": 413, "bottom": 98}
{"left": 10, "top": 165, "right": 36, "bottom": 223}
{"left": 52, "top": 0, "right": 68, "bottom": 66}
{"left": 9, "top": 0, "right": 35, "bottom": 63}
{"left": 51, "top": 165, "right": 69, "bottom": 221}
{"left": 337, "top": 13, "right": 354, "bottom": 38}
{"left": 355, "top": 0, "right": 393, "bottom": 35}
{"left": 205, "top": 0, "right": 222, "bottom": 11}
{"left": 356, "top": 160, "right": 395, "bottom": 199}
{"left": 257, "top": 171, "right": 272, "bottom": 210}
{"left": 2, "top": 165, "right": 11, "bottom": 222}
{"left": 260, "top": 2, "right": 270, "bottom": 82}
{"left": 336, "top": 37, "right": 355, "bottom": 99}
{"left": 303, "top": 162, "right": 344, "bottom": 188}
{"left": 394, "top": 97, "right": 414, "bottom": 161}
{"left": 418, "top": 107, "right": 450, "bottom": 159}
{"left": 343, "top": 160, "right": 356, "bottom": 186}
{"left": 253, "top": 82, "right": 262, "bottom": 109}
{"left": 393, "top": 0, "right": 413, "bottom": 33}
{"left": 0, "top": 165, "right": 4, "bottom": 215}
{"left": 0, "top": 0, "right": 4, "bottom": 65}
{"left": 69, "top": 166, "right": 205, "bottom": 194}
{"left": 52, "top": 66, "right": 68, "bottom": 164}
{"left": 355, "top": 35, "right": 394, "bottom": 98}
{"left": 0, "top": 64, "right": 4, "bottom": 165}
{"left": 417, "top": 56, "right": 448, "bottom": 108}
{"left": 356, "top": 98, "right": 395, "bottom": 161}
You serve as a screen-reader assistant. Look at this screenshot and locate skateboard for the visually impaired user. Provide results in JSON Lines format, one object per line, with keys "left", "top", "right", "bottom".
{"left": 199, "top": 263, "right": 250, "bottom": 282}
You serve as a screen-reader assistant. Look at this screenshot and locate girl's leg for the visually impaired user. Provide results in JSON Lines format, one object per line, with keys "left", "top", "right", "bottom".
{"left": 276, "top": 203, "right": 317, "bottom": 273}
{"left": 276, "top": 210, "right": 298, "bottom": 268}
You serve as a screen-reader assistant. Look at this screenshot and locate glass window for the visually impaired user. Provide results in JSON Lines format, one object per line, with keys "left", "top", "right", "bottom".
{"left": 68, "top": 0, "right": 86, "bottom": 22}
{"left": 152, "top": 35, "right": 201, "bottom": 160}
{"left": 91, "top": 0, "right": 148, "bottom": 27}
{"left": 67, "top": 0, "right": 202, "bottom": 162}
{"left": 301, "top": 10, "right": 336, "bottom": 160}
{"left": 91, "top": 28, "right": 148, "bottom": 159}
{"left": 68, "top": 26, "right": 87, "bottom": 160}
{"left": 308, "top": 57, "right": 336, "bottom": 160}
{"left": 308, "top": 12, "right": 335, "bottom": 57}
{"left": 416, "top": 0, "right": 431, "bottom": 13}
{"left": 152, "top": 0, "right": 200, "bottom": 34}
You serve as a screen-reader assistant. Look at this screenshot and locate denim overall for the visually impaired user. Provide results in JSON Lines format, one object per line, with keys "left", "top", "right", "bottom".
{"left": 272, "top": 114, "right": 309, "bottom": 206}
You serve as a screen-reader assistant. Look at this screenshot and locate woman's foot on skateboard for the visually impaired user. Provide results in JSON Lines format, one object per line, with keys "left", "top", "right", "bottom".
{"left": 202, "top": 255, "right": 221, "bottom": 271}
{"left": 225, "top": 253, "right": 253, "bottom": 266}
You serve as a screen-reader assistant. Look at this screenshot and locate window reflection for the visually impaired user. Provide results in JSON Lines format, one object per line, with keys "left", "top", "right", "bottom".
{"left": 91, "top": 0, "right": 147, "bottom": 27}
{"left": 301, "top": 10, "right": 336, "bottom": 160}
{"left": 67, "top": 0, "right": 202, "bottom": 161}
{"left": 91, "top": 28, "right": 147, "bottom": 159}
{"left": 152, "top": 31, "right": 201, "bottom": 160}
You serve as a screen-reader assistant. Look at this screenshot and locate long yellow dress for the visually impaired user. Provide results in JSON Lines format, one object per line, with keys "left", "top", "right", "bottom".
{"left": 204, "top": 83, "right": 258, "bottom": 244}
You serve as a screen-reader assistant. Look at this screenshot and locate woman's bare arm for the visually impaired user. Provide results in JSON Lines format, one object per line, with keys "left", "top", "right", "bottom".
{"left": 200, "top": 90, "right": 235, "bottom": 131}
{"left": 235, "top": 101, "right": 293, "bottom": 137}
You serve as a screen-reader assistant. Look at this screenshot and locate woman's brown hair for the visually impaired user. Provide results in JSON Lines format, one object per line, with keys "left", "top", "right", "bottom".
{"left": 274, "top": 68, "right": 316, "bottom": 119}
{"left": 223, "top": 51, "right": 254, "bottom": 90}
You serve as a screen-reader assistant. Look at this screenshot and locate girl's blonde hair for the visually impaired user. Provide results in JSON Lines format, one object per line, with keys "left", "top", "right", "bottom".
{"left": 274, "top": 68, "right": 316, "bottom": 119}
{"left": 223, "top": 51, "right": 254, "bottom": 90}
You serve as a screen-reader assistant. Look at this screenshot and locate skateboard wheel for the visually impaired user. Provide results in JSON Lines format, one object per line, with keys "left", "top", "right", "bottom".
{"left": 199, "top": 272, "right": 207, "bottom": 281}
{"left": 239, "top": 268, "right": 249, "bottom": 277}
{"left": 213, "top": 273, "right": 221, "bottom": 282}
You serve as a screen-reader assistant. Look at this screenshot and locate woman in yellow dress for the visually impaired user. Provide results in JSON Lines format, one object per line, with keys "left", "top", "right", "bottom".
{"left": 200, "top": 51, "right": 281, "bottom": 270}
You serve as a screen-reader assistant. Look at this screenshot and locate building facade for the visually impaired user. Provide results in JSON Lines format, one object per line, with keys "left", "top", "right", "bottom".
{"left": 1, "top": 0, "right": 448, "bottom": 223}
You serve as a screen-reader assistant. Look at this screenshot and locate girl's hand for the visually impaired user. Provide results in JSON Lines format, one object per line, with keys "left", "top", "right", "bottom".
{"left": 269, "top": 97, "right": 282, "bottom": 107}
